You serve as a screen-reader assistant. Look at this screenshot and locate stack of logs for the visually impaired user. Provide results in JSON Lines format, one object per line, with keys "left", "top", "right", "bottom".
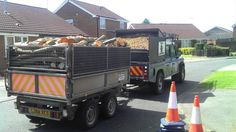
{"left": 16, "top": 35, "right": 149, "bottom": 49}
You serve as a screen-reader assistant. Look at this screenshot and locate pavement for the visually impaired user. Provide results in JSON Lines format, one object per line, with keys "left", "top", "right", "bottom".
{"left": 179, "top": 64, "right": 236, "bottom": 132}
{"left": 0, "top": 77, "right": 16, "bottom": 103}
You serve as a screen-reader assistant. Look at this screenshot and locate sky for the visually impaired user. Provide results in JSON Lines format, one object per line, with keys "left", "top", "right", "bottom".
{"left": 2, "top": 0, "right": 236, "bottom": 32}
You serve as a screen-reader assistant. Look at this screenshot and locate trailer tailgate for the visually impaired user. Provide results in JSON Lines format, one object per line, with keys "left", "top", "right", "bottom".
{"left": 9, "top": 71, "right": 67, "bottom": 99}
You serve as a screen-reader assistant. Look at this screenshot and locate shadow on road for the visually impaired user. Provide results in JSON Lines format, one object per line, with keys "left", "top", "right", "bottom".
{"left": 28, "top": 103, "right": 184, "bottom": 132}
{"left": 27, "top": 80, "right": 209, "bottom": 132}
{"left": 123, "top": 79, "right": 216, "bottom": 104}
{"left": 177, "top": 80, "right": 216, "bottom": 104}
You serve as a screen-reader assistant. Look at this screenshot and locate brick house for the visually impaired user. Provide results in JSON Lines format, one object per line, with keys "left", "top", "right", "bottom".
{"left": 0, "top": 1, "right": 86, "bottom": 73}
{"left": 130, "top": 23, "right": 207, "bottom": 48}
{"left": 55, "top": 0, "right": 128, "bottom": 37}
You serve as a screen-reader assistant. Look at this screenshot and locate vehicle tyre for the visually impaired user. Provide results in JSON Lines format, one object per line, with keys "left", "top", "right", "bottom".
{"left": 76, "top": 100, "right": 98, "bottom": 129}
{"left": 101, "top": 94, "right": 117, "bottom": 118}
{"left": 172, "top": 64, "right": 185, "bottom": 83}
{"left": 153, "top": 72, "right": 164, "bottom": 94}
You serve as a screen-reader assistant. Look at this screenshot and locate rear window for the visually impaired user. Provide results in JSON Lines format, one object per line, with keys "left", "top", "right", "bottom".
{"left": 131, "top": 51, "right": 148, "bottom": 62}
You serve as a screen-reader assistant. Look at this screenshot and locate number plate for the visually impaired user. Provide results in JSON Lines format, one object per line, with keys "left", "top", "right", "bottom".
{"left": 118, "top": 73, "right": 125, "bottom": 81}
{"left": 28, "top": 107, "right": 50, "bottom": 118}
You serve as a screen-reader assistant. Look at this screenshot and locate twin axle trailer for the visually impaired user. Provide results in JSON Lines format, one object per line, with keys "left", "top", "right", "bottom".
{"left": 5, "top": 45, "right": 130, "bottom": 128}
{"left": 5, "top": 29, "right": 185, "bottom": 129}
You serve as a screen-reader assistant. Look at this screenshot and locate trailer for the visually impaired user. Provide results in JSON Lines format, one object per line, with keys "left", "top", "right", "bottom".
{"left": 116, "top": 29, "right": 185, "bottom": 94}
{"left": 5, "top": 45, "right": 130, "bottom": 128}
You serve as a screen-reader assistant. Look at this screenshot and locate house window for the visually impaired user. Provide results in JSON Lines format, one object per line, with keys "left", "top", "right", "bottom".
{"left": 120, "top": 21, "right": 125, "bottom": 29}
{"left": 65, "top": 19, "right": 74, "bottom": 25}
{"left": 100, "top": 17, "right": 106, "bottom": 29}
{"left": 23, "top": 37, "right": 28, "bottom": 42}
{"left": 15, "top": 36, "right": 21, "bottom": 43}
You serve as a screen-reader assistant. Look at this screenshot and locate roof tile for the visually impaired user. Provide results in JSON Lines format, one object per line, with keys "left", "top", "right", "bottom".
{"left": 70, "top": 0, "right": 127, "bottom": 21}
{"left": 0, "top": 1, "right": 86, "bottom": 36}
{"left": 130, "top": 23, "right": 207, "bottom": 39}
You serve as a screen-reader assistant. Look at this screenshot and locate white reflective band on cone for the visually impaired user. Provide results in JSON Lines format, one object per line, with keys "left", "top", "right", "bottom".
{"left": 168, "top": 92, "right": 177, "bottom": 108}
{"left": 190, "top": 106, "right": 202, "bottom": 124}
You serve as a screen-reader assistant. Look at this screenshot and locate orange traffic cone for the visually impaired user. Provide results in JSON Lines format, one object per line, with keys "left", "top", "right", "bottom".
{"left": 159, "top": 81, "right": 185, "bottom": 132}
{"left": 189, "top": 95, "right": 203, "bottom": 132}
{"left": 165, "top": 81, "right": 180, "bottom": 122}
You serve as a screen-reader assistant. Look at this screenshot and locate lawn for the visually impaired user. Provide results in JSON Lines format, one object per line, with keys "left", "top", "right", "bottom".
{"left": 200, "top": 71, "right": 236, "bottom": 89}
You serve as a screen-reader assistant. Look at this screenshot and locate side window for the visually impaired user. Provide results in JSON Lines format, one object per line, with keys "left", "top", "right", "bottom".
{"left": 158, "top": 41, "right": 166, "bottom": 56}
{"left": 170, "top": 45, "right": 176, "bottom": 57}
{"left": 165, "top": 45, "right": 170, "bottom": 57}
{"left": 100, "top": 17, "right": 106, "bottom": 29}
{"left": 120, "top": 21, "right": 125, "bottom": 29}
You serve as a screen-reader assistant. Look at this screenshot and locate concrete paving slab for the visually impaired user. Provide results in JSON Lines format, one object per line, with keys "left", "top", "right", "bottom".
{"left": 179, "top": 88, "right": 236, "bottom": 132}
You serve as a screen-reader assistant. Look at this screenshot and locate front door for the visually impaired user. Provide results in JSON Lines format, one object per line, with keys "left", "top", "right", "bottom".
{"left": 170, "top": 45, "right": 178, "bottom": 75}
{"left": 165, "top": 45, "right": 172, "bottom": 76}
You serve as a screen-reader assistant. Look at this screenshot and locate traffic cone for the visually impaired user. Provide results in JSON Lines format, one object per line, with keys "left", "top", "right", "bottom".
{"left": 159, "top": 81, "right": 185, "bottom": 132}
{"left": 189, "top": 95, "right": 203, "bottom": 132}
{"left": 166, "top": 81, "right": 180, "bottom": 122}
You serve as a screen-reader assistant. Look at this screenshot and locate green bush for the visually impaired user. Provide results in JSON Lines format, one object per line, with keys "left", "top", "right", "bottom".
{"left": 195, "top": 43, "right": 205, "bottom": 50}
{"left": 206, "top": 45, "right": 229, "bottom": 56}
{"left": 230, "top": 52, "right": 236, "bottom": 56}
{"left": 179, "top": 47, "right": 195, "bottom": 55}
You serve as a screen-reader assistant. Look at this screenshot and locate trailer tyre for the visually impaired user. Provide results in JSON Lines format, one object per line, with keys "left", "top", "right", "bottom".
{"left": 25, "top": 115, "right": 42, "bottom": 122}
{"left": 153, "top": 72, "right": 164, "bottom": 94}
{"left": 101, "top": 94, "right": 117, "bottom": 118}
{"left": 77, "top": 100, "right": 98, "bottom": 129}
{"left": 172, "top": 64, "right": 185, "bottom": 83}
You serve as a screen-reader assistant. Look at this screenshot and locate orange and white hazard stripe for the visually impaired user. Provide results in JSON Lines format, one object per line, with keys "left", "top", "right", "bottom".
{"left": 189, "top": 95, "right": 203, "bottom": 132}
{"left": 130, "top": 66, "right": 143, "bottom": 76}
{"left": 38, "top": 75, "right": 66, "bottom": 97}
{"left": 12, "top": 73, "right": 35, "bottom": 93}
{"left": 165, "top": 81, "right": 180, "bottom": 122}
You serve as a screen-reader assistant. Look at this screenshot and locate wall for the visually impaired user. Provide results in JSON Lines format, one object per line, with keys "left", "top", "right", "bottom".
{"left": 99, "top": 19, "right": 127, "bottom": 38}
{"left": 56, "top": 2, "right": 98, "bottom": 37}
{"left": 0, "top": 35, "right": 7, "bottom": 74}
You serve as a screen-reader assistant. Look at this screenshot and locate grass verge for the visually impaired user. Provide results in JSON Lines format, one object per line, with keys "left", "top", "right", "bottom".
{"left": 200, "top": 70, "right": 236, "bottom": 89}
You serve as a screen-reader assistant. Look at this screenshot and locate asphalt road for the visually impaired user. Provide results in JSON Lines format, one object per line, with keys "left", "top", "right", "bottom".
{"left": 0, "top": 57, "right": 236, "bottom": 132}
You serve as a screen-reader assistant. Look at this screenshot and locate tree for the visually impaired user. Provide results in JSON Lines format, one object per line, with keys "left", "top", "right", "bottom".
{"left": 142, "top": 18, "right": 150, "bottom": 24}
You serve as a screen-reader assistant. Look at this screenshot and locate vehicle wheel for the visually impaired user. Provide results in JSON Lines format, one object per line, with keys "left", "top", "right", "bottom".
{"left": 101, "top": 94, "right": 117, "bottom": 118}
{"left": 76, "top": 100, "right": 98, "bottom": 129}
{"left": 153, "top": 72, "right": 164, "bottom": 94}
{"left": 172, "top": 65, "right": 185, "bottom": 83}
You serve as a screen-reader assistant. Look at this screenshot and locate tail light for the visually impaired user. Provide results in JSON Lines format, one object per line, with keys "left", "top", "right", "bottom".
{"left": 143, "top": 66, "right": 148, "bottom": 80}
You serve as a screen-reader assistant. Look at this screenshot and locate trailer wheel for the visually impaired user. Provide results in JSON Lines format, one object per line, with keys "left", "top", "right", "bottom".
{"left": 153, "top": 72, "right": 164, "bottom": 94}
{"left": 172, "top": 64, "right": 185, "bottom": 83}
{"left": 101, "top": 94, "right": 117, "bottom": 118}
{"left": 77, "top": 100, "right": 98, "bottom": 129}
{"left": 25, "top": 115, "right": 42, "bottom": 122}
